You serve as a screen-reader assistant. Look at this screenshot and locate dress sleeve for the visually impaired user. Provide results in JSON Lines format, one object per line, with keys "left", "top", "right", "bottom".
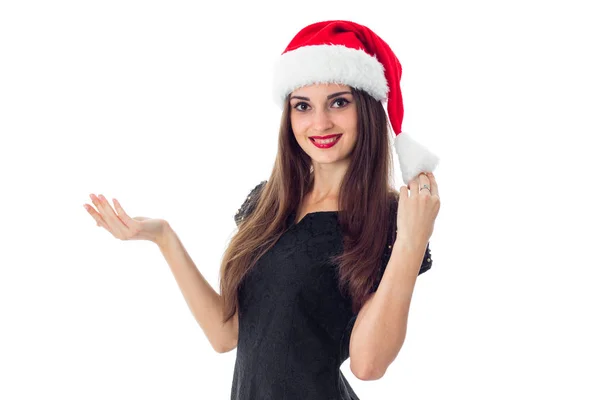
{"left": 234, "top": 180, "right": 267, "bottom": 227}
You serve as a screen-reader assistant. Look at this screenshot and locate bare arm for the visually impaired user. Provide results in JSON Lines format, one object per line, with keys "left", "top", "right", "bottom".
{"left": 349, "top": 241, "right": 425, "bottom": 380}
{"left": 156, "top": 222, "right": 238, "bottom": 353}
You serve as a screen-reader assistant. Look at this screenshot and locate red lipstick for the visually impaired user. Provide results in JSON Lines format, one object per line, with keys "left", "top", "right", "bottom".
{"left": 309, "top": 134, "right": 342, "bottom": 149}
{"left": 309, "top": 134, "right": 342, "bottom": 139}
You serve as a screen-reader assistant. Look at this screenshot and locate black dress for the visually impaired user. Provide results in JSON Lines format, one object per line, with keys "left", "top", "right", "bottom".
{"left": 230, "top": 181, "right": 432, "bottom": 400}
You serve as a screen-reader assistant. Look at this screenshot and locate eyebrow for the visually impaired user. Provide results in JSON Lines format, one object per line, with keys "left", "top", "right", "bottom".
{"left": 289, "top": 91, "right": 353, "bottom": 101}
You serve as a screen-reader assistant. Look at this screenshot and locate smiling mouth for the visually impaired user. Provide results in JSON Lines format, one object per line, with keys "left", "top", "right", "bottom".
{"left": 309, "top": 134, "right": 343, "bottom": 144}
{"left": 309, "top": 134, "right": 343, "bottom": 148}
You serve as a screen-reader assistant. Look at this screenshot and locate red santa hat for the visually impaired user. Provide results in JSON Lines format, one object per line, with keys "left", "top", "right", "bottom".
{"left": 272, "top": 20, "right": 439, "bottom": 185}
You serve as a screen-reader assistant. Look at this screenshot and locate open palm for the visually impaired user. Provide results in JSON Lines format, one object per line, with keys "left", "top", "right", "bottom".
{"left": 84, "top": 193, "right": 167, "bottom": 244}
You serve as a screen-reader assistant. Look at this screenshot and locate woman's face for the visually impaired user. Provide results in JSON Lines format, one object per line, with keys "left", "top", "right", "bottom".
{"left": 289, "top": 83, "right": 358, "bottom": 166}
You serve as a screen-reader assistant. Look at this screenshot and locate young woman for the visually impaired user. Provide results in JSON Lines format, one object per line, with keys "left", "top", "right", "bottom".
{"left": 84, "top": 20, "right": 440, "bottom": 400}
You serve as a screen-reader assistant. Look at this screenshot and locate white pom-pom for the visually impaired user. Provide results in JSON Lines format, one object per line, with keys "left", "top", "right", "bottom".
{"left": 394, "top": 132, "right": 440, "bottom": 184}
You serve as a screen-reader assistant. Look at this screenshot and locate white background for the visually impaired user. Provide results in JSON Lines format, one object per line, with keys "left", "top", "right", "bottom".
{"left": 1, "top": 0, "right": 599, "bottom": 399}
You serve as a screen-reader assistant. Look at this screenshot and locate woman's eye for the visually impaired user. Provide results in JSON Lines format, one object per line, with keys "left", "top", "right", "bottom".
{"left": 332, "top": 98, "right": 349, "bottom": 107}
{"left": 293, "top": 102, "right": 309, "bottom": 111}
{"left": 292, "top": 98, "right": 349, "bottom": 111}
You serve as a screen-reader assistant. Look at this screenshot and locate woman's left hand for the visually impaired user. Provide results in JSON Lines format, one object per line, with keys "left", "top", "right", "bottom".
{"left": 395, "top": 172, "right": 440, "bottom": 250}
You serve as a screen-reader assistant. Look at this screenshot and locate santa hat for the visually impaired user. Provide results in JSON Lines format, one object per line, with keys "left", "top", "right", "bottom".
{"left": 272, "top": 20, "right": 439, "bottom": 185}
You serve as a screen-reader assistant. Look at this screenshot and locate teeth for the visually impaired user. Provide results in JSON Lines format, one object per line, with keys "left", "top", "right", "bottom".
{"left": 313, "top": 136, "right": 340, "bottom": 144}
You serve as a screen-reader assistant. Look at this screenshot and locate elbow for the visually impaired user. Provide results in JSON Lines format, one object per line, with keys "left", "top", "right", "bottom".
{"left": 351, "top": 366, "right": 374, "bottom": 381}
{"left": 213, "top": 343, "right": 234, "bottom": 354}
{"left": 368, "top": 365, "right": 387, "bottom": 381}
{"left": 211, "top": 340, "right": 225, "bottom": 353}
{"left": 350, "top": 359, "right": 386, "bottom": 381}
{"left": 350, "top": 342, "right": 401, "bottom": 380}
{"left": 212, "top": 339, "right": 237, "bottom": 354}
{"left": 212, "top": 323, "right": 239, "bottom": 353}
{"left": 213, "top": 344, "right": 229, "bottom": 354}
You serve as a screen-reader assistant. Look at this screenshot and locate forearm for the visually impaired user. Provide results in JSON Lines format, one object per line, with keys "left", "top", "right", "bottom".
{"left": 156, "top": 222, "right": 236, "bottom": 353}
{"left": 352, "top": 242, "right": 426, "bottom": 379}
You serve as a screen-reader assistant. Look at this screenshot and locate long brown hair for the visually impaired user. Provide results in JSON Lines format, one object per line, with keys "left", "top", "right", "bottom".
{"left": 219, "top": 87, "right": 399, "bottom": 324}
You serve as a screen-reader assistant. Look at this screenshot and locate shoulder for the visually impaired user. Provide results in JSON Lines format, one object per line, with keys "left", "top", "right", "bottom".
{"left": 234, "top": 180, "right": 267, "bottom": 226}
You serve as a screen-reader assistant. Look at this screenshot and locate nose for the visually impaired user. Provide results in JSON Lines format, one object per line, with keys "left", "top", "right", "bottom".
{"left": 311, "top": 108, "right": 334, "bottom": 132}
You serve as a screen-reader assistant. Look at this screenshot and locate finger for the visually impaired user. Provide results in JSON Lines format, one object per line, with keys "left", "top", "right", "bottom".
{"left": 407, "top": 178, "right": 418, "bottom": 197}
{"left": 93, "top": 194, "right": 129, "bottom": 237}
{"left": 399, "top": 185, "right": 409, "bottom": 202}
{"left": 84, "top": 203, "right": 110, "bottom": 231}
{"left": 426, "top": 172, "right": 439, "bottom": 197}
{"left": 112, "top": 198, "right": 134, "bottom": 228}
{"left": 418, "top": 173, "right": 431, "bottom": 196}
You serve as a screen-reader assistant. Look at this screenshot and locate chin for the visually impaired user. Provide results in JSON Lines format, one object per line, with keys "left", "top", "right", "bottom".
{"left": 311, "top": 152, "right": 348, "bottom": 164}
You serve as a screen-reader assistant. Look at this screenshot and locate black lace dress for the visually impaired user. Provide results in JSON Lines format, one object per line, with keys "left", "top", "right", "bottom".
{"left": 230, "top": 180, "right": 432, "bottom": 400}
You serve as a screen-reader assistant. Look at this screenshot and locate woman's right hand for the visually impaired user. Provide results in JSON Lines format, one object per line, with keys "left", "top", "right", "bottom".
{"left": 84, "top": 193, "right": 168, "bottom": 245}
